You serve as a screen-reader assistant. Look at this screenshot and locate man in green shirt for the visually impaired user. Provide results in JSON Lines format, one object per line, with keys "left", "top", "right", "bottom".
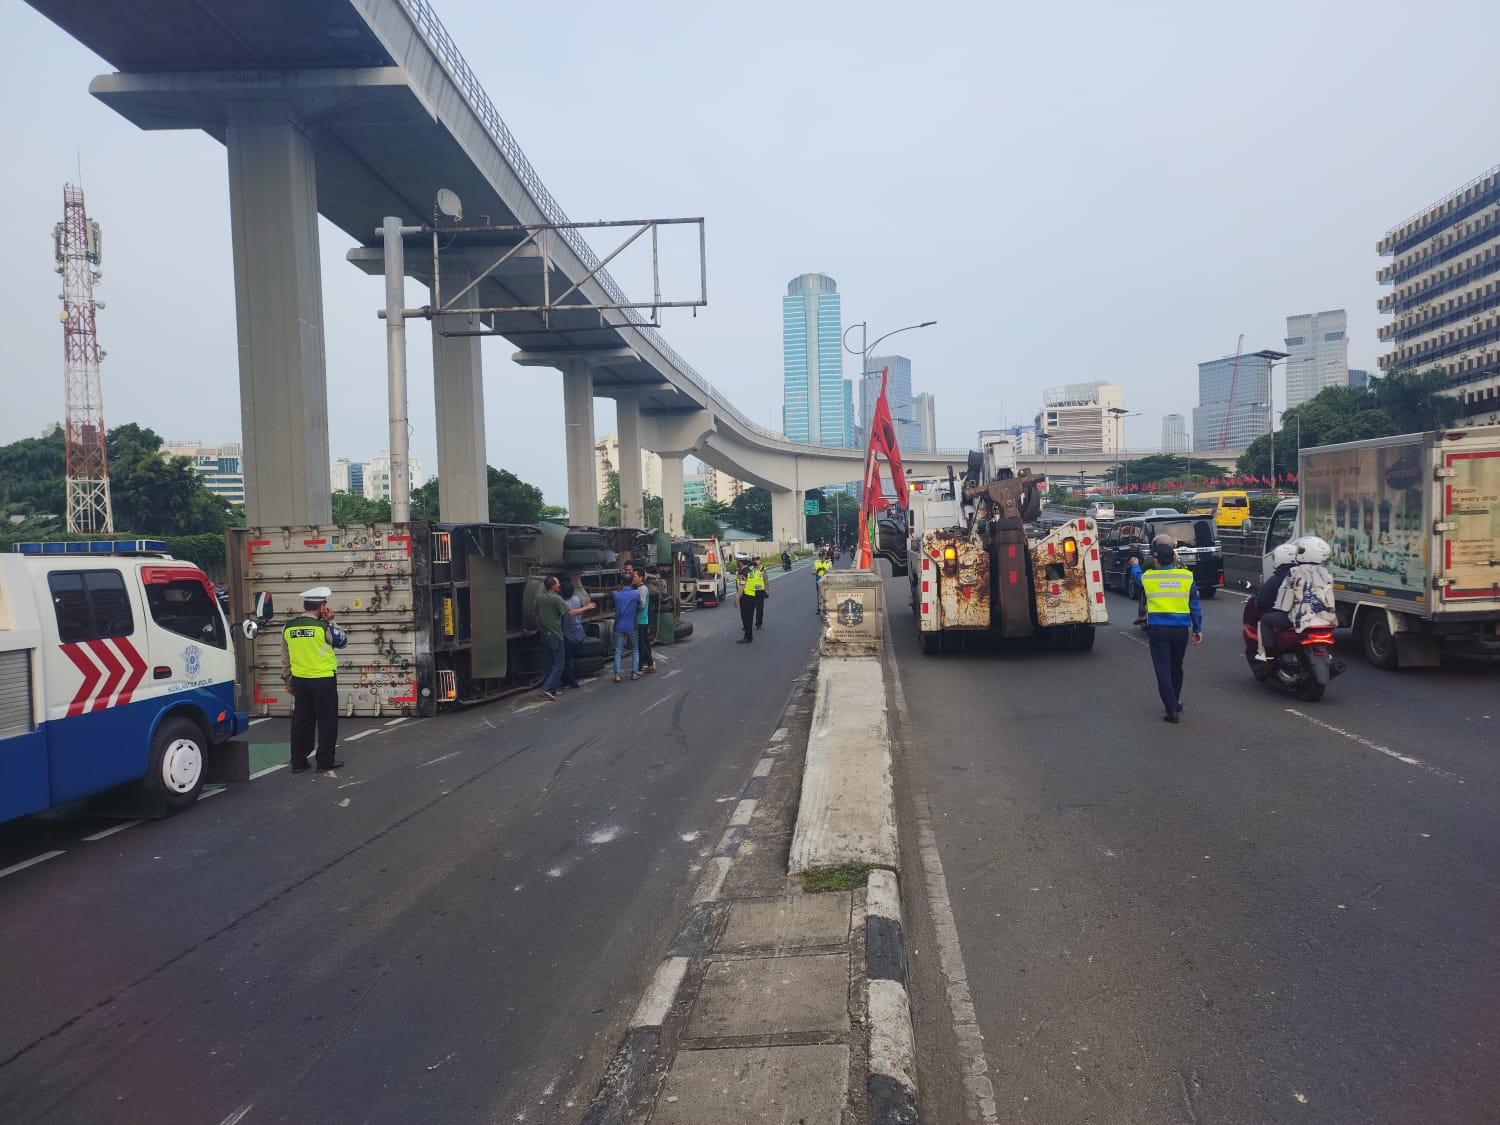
{"left": 531, "top": 576, "right": 588, "bottom": 700}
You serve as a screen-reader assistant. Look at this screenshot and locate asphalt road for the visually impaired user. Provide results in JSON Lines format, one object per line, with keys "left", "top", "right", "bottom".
{"left": 0, "top": 561, "right": 825, "bottom": 1125}
{"left": 889, "top": 574, "right": 1500, "bottom": 1125}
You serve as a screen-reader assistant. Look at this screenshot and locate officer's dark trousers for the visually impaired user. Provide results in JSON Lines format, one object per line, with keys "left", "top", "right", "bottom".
{"left": 754, "top": 591, "right": 765, "bottom": 627}
{"left": 290, "top": 676, "right": 339, "bottom": 768}
{"left": 739, "top": 596, "right": 756, "bottom": 641}
{"left": 1146, "top": 625, "right": 1188, "bottom": 715}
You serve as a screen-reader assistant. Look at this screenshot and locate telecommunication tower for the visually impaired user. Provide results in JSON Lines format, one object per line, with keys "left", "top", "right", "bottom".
{"left": 53, "top": 184, "right": 114, "bottom": 533}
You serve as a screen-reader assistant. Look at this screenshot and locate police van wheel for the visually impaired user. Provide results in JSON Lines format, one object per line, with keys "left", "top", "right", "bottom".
{"left": 149, "top": 718, "right": 207, "bottom": 812}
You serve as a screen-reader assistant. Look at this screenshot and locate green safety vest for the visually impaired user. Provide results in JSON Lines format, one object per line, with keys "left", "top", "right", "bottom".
{"left": 1140, "top": 567, "right": 1194, "bottom": 617}
{"left": 284, "top": 615, "right": 338, "bottom": 678}
{"left": 744, "top": 569, "right": 765, "bottom": 595}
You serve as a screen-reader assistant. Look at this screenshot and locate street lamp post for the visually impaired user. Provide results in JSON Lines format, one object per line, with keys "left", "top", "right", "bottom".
{"left": 1106, "top": 407, "right": 1140, "bottom": 496}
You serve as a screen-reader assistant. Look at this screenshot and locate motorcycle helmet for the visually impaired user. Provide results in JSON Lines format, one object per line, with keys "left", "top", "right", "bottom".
{"left": 1271, "top": 541, "right": 1299, "bottom": 567}
{"left": 1294, "top": 535, "right": 1332, "bottom": 565}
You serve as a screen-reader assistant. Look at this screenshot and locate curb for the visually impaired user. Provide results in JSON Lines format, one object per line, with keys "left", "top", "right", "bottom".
{"left": 866, "top": 867, "right": 919, "bottom": 1125}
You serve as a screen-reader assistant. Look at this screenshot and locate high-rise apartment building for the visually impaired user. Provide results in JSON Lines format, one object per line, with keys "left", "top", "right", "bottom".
{"left": 1285, "top": 310, "right": 1350, "bottom": 408}
{"left": 594, "top": 434, "right": 663, "bottom": 502}
{"left": 697, "top": 462, "right": 746, "bottom": 504}
{"left": 1193, "top": 353, "right": 1272, "bottom": 452}
{"left": 362, "top": 452, "right": 424, "bottom": 502}
{"left": 1377, "top": 164, "right": 1500, "bottom": 427}
{"left": 913, "top": 393, "right": 937, "bottom": 453}
{"left": 1161, "top": 414, "right": 1188, "bottom": 453}
{"left": 782, "top": 273, "right": 853, "bottom": 447}
{"left": 1034, "top": 383, "right": 1124, "bottom": 455}
{"left": 162, "top": 441, "right": 245, "bottom": 504}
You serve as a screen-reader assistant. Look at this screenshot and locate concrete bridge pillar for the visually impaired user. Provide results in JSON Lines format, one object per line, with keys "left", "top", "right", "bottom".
{"left": 614, "top": 397, "right": 644, "bottom": 528}
{"left": 771, "top": 488, "right": 806, "bottom": 552}
{"left": 430, "top": 273, "right": 488, "bottom": 522}
{"left": 226, "top": 107, "right": 330, "bottom": 526}
{"left": 514, "top": 348, "right": 640, "bottom": 525}
{"left": 659, "top": 453, "right": 685, "bottom": 537}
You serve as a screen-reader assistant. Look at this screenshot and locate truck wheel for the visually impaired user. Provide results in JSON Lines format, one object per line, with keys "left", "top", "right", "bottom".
{"left": 1363, "top": 616, "right": 1399, "bottom": 670}
{"left": 1073, "top": 625, "right": 1096, "bottom": 651}
{"left": 564, "top": 531, "right": 606, "bottom": 550}
{"left": 1200, "top": 585, "right": 1217, "bottom": 599}
{"left": 1125, "top": 573, "right": 1139, "bottom": 600}
{"left": 148, "top": 717, "right": 207, "bottom": 812}
{"left": 917, "top": 630, "right": 940, "bottom": 655}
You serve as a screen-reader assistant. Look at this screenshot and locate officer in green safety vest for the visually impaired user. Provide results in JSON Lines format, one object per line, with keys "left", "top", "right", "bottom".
{"left": 736, "top": 560, "right": 765, "bottom": 643}
{"left": 1130, "top": 538, "right": 1203, "bottom": 724}
{"left": 280, "top": 585, "right": 350, "bottom": 772}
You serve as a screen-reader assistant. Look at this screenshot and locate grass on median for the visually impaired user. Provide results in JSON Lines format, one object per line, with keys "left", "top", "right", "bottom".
{"left": 800, "top": 862, "right": 888, "bottom": 893}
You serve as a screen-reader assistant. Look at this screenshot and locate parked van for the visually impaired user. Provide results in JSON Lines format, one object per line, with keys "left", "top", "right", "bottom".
{"left": 1, "top": 541, "right": 246, "bottom": 824}
{"left": 1186, "top": 490, "right": 1251, "bottom": 530}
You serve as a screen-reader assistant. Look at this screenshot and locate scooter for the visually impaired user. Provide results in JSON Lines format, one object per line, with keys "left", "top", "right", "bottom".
{"left": 782, "top": 557, "right": 792, "bottom": 573}
{"left": 1241, "top": 598, "right": 1344, "bottom": 702}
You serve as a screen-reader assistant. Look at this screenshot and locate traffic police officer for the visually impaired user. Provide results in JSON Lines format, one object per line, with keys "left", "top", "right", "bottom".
{"left": 1131, "top": 540, "right": 1202, "bottom": 723}
{"left": 736, "top": 560, "right": 765, "bottom": 643}
{"left": 281, "top": 585, "right": 349, "bottom": 772}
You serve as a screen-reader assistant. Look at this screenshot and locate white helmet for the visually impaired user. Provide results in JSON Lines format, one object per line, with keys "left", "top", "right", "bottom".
{"left": 1294, "top": 535, "right": 1331, "bottom": 565}
{"left": 1271, "top": 542, "right": 1299, "bottom": 567}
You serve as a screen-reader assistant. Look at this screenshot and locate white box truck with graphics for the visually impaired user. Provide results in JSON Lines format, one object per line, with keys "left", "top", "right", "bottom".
{"left": 1262, "top": 426, "right": 1500, "bottom": 668}
{"left": 1, "top": 541, "right": 247, "bottom": 823}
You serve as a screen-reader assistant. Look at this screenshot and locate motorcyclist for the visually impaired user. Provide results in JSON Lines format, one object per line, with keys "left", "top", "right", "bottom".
{"left": 1280, "top": 535, "right": 1338, "bottom": 632}
{"left": 1253, "top": 540, "right": 1300, "bottom": 660}
{"left": 781, "top": 550, "right": 792, "bottom": 572}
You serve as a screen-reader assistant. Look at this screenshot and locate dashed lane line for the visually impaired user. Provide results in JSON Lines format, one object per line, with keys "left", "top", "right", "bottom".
{"left": 83, "top": 820, "right": 144, "bottom": 841}
{"left": 0, "top": 851, "right": 66, "bottom": 879}
{"left": 249, "top": 763, "right": 289, "bottom": 780}
{"left": 1284, "top": 707, "right": 1463, "bottom": 782}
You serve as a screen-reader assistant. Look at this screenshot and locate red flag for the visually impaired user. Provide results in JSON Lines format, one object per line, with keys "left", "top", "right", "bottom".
{"left": 856, "top": 367, "right": 907, "bottom": 569}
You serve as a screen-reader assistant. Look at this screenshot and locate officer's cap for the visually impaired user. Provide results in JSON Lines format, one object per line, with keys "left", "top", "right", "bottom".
{"left": 300, "top": 585, "right": 333, "bottom": 602}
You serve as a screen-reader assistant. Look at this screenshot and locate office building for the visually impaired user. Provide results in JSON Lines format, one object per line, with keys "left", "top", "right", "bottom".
{"left": 682, "top": 474, "right": 708, "bottom": 508}
{"left": 362, "top": 452, "right": 424, "bottom": 502}
{"left": 1377, "top": 164, "right": 1500, "bottom": 427}
{"left": 162, "top": 441, "right": 245, "bottom": 504}
{"left": 1034, "top": 383, "right": 1124, "bottom": 455}
{"left": 331, "top": 457, "right": 366, "bottom": 497}
{"left": 1348, "top": 368, "right": 1370, "bottom": 391}
{"left": 782, "top": 273, "right": 853, "bottom": 447}
{"left": 1193, "top": 353, "right": 1272, "bottom": 452}
{"left": 1285, "top": 310, "right": 1350, "bottom": 408}
{"left": 1161, "top": 413, "right": 1188, "bottom": 453}
{"left": 913, "top": 393, "right": 937, "bottom": 453}
{"left": 594, "top": 434, "right": 664, "bottom": 502}
{"left": 866, "top": 354, "right": 921, "bottom": 452}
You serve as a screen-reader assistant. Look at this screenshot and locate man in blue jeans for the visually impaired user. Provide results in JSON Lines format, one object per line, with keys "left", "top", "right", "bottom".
{"left": 612, "top": 576, "right": 642, "bottom": 682}
{"left": 532, "top": 576, "right": 591, "bottom": 701}
{"left": 1130, "top": 538, "right": 1203, "bottom": 723}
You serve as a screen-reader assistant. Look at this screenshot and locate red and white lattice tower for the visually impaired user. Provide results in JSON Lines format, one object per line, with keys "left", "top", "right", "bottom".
{"left": 54, "top": 184, "right": 114, "bottom": 533}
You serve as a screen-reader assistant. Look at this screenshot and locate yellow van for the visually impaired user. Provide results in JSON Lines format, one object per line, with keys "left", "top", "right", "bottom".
{"left": 1186, "top": 490, "right": 1251, "bottom": 530}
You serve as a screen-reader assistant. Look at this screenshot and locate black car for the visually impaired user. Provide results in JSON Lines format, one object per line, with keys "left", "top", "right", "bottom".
{"left": 1099, "top": 515, "right": 1223, "bottom": 599}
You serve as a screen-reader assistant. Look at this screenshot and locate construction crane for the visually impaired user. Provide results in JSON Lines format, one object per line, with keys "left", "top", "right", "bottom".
{"left": 54, "top": 184, "right": 114, "bottom": 533}
{"left": 1217, "top": 333, "right": 1244, "bottom": 452}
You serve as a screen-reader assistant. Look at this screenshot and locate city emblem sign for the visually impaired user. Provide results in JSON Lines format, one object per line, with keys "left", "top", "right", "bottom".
{"left": 837, "top": 596, "right": 864, "bottom": 627}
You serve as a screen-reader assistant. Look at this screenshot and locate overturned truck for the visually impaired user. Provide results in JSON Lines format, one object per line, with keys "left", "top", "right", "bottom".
{"left": 907, "top": 445, "right": 1108, "bottom": 654}
{"left": 227, "top": 522, "right": 690, "bottom": 717}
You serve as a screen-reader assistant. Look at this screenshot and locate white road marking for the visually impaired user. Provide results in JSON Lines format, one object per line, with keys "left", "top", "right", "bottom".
{"left": 0, "top": 851, "right": 66, "bottom": 879}
{"left": 83, "top": 820, "right": 144, "bottom": 841}
{"left": 248, "top": 763, "right": 288, "bottom": 780}
{"left": 383, "top": 717, "right": 408, "bottom": 727}
{"left": 336, "top": 798, "right": 351, "bottom": 808}
{"left": 752, "top": 757, "right": 774, "bottom": 778}
{"left": 1117, "top": 630, "right": 1148, "bottom": 648}
{"left": 1283, "top": 707, "right": 1461, "bottom": 781}
{"left": 770, "top": 727, "right": 788, "bottom": 743}
{"left": 197, "top": 786, "right": 226, "bottom": 801}
{"left": 248, "top": 717, "right": 271, "bottom": 726}
{"left": 343, "top": 729, "right": 378, "bottom": 742}
{"left": 691, "top": 856, "right": 732, "bottom": 903}
{"left": 639, "top": 695, "right": 673, "bottom": 714}
{"left": 218, "top": 1104, "right": 255, "bottom": 1125}
{"left": 418, "top": 751, "right": 461, "bottom": 768}
{"left": 630, "top": 956, "right": 689, "bottom": 1028}
{"left": 665, "top": 668, "right": 684, "bottom": 678}
{"left": 729, "top": 799, "right": 756, "bottom": 826}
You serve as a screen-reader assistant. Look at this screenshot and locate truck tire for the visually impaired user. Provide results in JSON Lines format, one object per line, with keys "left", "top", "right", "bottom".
{"left": 579, "top": 636, "right": 607, "bottom": 658}
{"left": 1073, "top": 625, "right": 1096, "bottom": 651}
{"left": 1200, "top": 585, "right": 1217, "bottom": 599}
{"left": 1363, "top": 615, "right": 1399, "bottom": 670}
{"left": 673, "top": 620, "right": 694, "bottom": 640}
{"left": 521, "top": 578, "right": 543, "bottom": 631}
{"left": 564, "top": 548, "right": 608, "bottom": 566}
{"left": 147, "top": 717, "right": 207, "bottom": 812}
{"left": 564, "top": 532, "right": 606, "bottom": 550}
{"left": 574, "top": 654, "right": 607, "bottom": 675}
{"left": 917, "top": 630, "right": 940, "bottom": 655}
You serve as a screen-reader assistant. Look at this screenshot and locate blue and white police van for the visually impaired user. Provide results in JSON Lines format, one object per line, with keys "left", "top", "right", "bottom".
{"left": 0, "top": 540, "right": 247, "bottom": 823}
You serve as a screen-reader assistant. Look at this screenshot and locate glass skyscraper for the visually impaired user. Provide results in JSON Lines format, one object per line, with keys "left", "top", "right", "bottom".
{"left": 782, "top": 273, "right": 852, "bottom": 447}
{"left": 1285, "top": 310, "right": 1349, "bottom": 408}
{"left": 1193, "top": 353, "right": 1272, "bottom": 452}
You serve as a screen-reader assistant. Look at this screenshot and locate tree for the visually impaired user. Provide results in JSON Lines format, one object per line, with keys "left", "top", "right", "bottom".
{"left": 106, "top": 424, "right": 232, "bottom": 534}
{"left": 643, "top": 493, "right": 664, "bottom": 531}
{"left": 487, "top": 466, "right": 546, "bottom": 524}
{"left": 1107, "top": 454, "right": 1228, "bottom": 486}
{"left": 700, "top": 498, "right": 733, "bottom": 522}
{"left": 1372, "top": 367, "right": 1461, "bottom": 433}
{"left": 410, "top": 478, "right": 442, "bottom": 521}
{"left": 331, "top": 491, "right": 392, "bottom": 523}
{"left": 0, "top": 429, "right": 65, "bottom": 514}
{"left": 597, "top": 471, "right": 620, "bottom": 525}
{"left": 730, "top": 486, "right": 772, "bottom": 538}
{"left": 682, "top": 505, "right": 721, "bottom": 538}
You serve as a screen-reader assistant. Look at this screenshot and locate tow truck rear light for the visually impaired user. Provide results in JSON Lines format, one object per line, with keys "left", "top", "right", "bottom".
{"left": 942, "top": 545, "right": 958, "bottom": 577}
{"left": 1063, "top": 538, "right": 1078, "bottom": 565}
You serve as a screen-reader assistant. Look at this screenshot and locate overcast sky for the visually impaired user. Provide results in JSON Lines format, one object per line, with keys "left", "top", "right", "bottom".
{"left": 5, "top": 0, "right": 1498, "bottom": 506}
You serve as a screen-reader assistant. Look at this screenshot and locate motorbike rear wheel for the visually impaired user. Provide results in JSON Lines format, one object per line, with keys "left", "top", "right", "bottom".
{"left": 1295, "top": 678, "right": 1326, "bottom": 702}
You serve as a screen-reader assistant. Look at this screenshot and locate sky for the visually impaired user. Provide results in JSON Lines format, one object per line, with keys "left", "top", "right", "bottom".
{"left": 4, "top": 0, "right": 1498, "bottom": 507}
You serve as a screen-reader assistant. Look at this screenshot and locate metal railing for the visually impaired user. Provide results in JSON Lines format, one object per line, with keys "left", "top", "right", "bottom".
{"left": 397, "top": 0, "right": 784, "bottom": 441}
